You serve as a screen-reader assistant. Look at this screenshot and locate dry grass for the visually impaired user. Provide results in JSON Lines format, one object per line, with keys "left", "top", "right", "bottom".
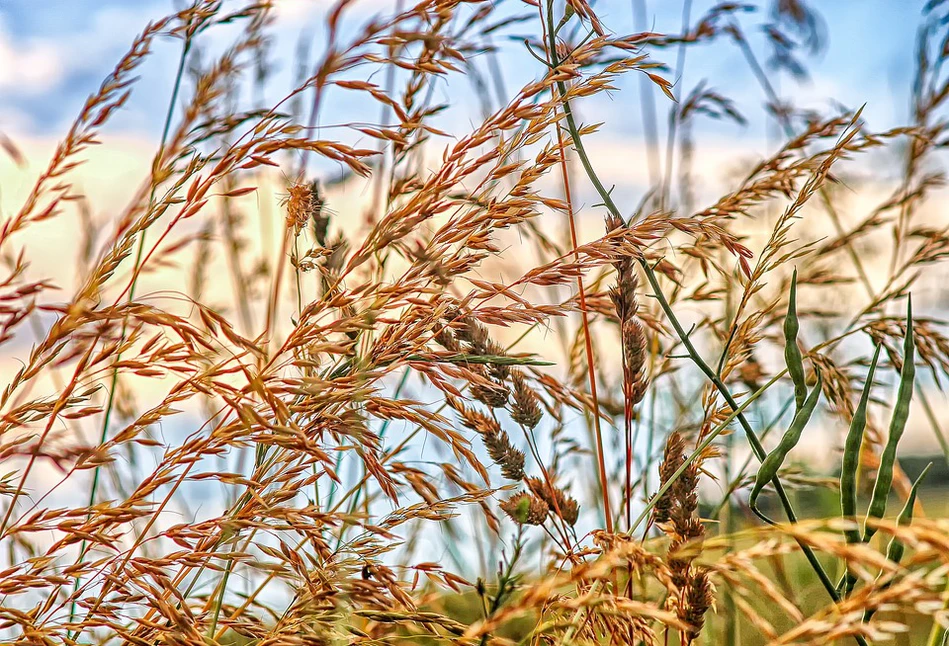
{"left": 2, "top": 0, "right": 949, "bottom": 644}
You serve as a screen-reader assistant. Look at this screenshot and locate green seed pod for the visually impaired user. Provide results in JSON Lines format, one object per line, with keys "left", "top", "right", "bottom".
{"left": 865, "top": 297, "right": 915, "bottom": 542}
{"left": 838, "top": 345, "right": 882, "bottom": 597}
{"left": 750, "top": 374, "right": 823, "bottom": 510}
{"left": 785, "top": 269, "right": 807, "bottom": 412}
{"left": 841, "top": 345, "right": 882, "bottom": 545}
{"left": 863, "top": 463, "right": 931, "bottom": 622}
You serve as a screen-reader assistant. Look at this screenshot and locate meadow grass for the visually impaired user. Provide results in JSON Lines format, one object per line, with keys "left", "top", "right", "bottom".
{"left": 2, "top": 1, "right": 949, "bottom": 644}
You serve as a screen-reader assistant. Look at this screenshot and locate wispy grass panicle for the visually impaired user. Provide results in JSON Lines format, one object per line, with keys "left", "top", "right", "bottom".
{"left": 2, "top": 1, "right": 949, "bottom": 644}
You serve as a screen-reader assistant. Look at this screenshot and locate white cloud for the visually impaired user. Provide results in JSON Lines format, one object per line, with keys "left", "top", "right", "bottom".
{"left": 0, "top": 22, "right": 63, "bottom": 94}
{"left": 273, "top": 0, "right": 324, "bottom": 24}
{"left": 271, "top": 0, "right": 407, "bottom": 28}
{"left": 0, "top": 3, "right": 167, "bottom": 99}
{"left": 69, "top": 5, "right": 163, "bottom": 72}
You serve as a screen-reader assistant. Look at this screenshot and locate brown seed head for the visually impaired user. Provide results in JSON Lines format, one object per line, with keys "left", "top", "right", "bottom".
{"left": 453, "top": 399, "right": 524, "bottom": 481}
{"left": 500, "top": 491, "right": 549, "bottom": 525}
{"left": 285, "top": 181, "right": 322, "bottom": 236}
{"left": 682, "top": 569, "right": 714, "bottom": 642}
{"left": 470, "top": 381, "right": 510, "bottom": 408}
{"left": 653, "top": 432, "right": 686, "bottom": 525}
{"left": 510, "top": 371, "right": 543, "bottom": 429}
{"left": 526, "top": 476, "right": 580, "bottom": 526}
{"left": 606, "top": 219, "right": 650, "bottom": 406}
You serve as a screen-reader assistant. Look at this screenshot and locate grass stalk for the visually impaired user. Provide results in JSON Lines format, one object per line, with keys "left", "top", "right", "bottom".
{"left": 547, "top": 26, "right": 613, "bottom": 532}
{"left": 66, "top": 24, "right": 195, "bottom": 636}
{"left": 543, "top": 15, "right": 860, "bottom": 640}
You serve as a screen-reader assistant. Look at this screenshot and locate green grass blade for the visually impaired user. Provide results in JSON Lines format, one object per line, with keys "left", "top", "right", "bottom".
{"left": 886, "top": 461, "right": 930, "bottom": 564}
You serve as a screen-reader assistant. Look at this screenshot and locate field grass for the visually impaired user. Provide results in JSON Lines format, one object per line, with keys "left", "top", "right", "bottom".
{"left": 2, "top": 0, "right": 949, "bottom": 644}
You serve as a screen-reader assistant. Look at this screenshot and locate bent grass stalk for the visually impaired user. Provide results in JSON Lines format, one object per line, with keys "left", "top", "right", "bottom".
{"left": 65, "top": 22, "right": 195, "bottom": 635}
{"left": 543, "top": 11, "right": 855, "bottom": 636}
{"left": 631, "top": 371, "right": 785, "bottom": 534}
{"left": 547, "top": 13, "right": 614, "bottom": 535}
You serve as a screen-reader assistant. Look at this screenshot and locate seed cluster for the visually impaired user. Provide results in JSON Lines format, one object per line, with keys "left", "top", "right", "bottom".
{"left": 1, "top": 0, "right": 947, "bottom": 645}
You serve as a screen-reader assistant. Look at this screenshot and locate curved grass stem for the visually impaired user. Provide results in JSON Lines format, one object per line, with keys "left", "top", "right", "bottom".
{"left": 66, "top": 26, "right": 195, "bottom": 637}
{"left": 543, "top": 12, "right": 862, "bottom": 643}
{"left": 543, "top": 0, "right": 613, "bottom": 534}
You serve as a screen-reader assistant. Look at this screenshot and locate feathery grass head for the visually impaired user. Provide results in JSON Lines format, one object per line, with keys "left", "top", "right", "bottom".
{"left": 1, "top": 2, "right": 947, "bottom": 645}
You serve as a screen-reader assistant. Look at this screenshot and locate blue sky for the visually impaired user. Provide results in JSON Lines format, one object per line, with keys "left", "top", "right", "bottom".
{"left": 0, "top": 1, "right": 929, "bottom": 143}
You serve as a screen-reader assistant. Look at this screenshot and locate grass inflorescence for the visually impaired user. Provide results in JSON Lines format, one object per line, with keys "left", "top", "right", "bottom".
{"left": 2, "top": 1, "right": 949, "bottom": 645}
